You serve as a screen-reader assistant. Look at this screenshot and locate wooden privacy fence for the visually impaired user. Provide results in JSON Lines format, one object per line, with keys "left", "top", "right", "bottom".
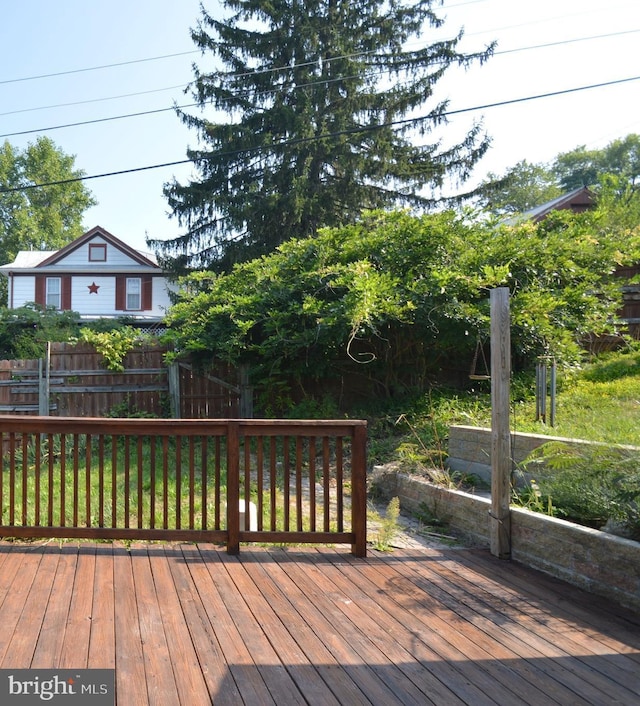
{"left": 0, "top": 415, "right": 367, "bottom": 556}
{"left": 0, "top": 342, "right": 249, "bottom": 418}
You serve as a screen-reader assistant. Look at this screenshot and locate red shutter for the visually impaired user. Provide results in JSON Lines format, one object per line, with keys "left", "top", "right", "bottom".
{"left": 35, "top": 275, "right": 45, "bottom": 306}
{"left": 61, "top": 275, "right": 72, "bottom": 310}
{"left": 142, "top": 275, "right": 152, "bottom": 310}
{"left": 115, "top": 275, "right": 125, "bottom": 310}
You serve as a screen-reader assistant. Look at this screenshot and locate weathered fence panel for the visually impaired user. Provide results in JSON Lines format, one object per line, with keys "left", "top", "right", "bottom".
{"left": 0, "top": 343, "right": 245, "bottom": 418}
{"left": 0, "top": 415, "right": 367, "bottom": 556}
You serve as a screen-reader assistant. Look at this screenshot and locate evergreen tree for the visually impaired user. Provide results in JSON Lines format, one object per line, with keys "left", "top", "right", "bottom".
{"left": 156, "top": 0, "right": 494, "bottom": 271}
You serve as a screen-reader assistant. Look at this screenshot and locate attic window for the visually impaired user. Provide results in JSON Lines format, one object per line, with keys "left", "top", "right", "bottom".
{"left": 89, "top": 243, "right": 107, "bottom": 262}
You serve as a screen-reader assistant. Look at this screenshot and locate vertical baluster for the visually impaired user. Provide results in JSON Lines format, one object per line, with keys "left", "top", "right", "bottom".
{"left": 137, "top": 436, "right": 144, "bottom": 529}
{"left": 34, "top": 433, "right": 41, "bottom": 527}
{"left": 124, "top": 436, "right": 130, "bottom": 529}
{"left": 214, "top": 437, "right": 221, "bottom": 531}
{"left": 162, "top": 436, "right": 169, "bottom": 529}
{"left": 150, "top": 436, "right": 156, "bottom": 530}
{"left": 9, "top": 433, "right": 15, "bottom": 526}
{"left": 269, "top": 437, "right": 277, "bottom": 531}
{"left": 309, "top": 437, "right": 316, "bottom": 533}
{"left": 201, "top": 436, "right": 208, "bottom": 531}
{"left": 21, "top": 433, "right": 28, "bottom": 526}
{"left": 189, "top": 436, "right": 195, "bottom": 530}
{"left": 111, "top": 434, "right": 118, "bottom": 528}
{"left": 295, "top": 437, "right": 303, "bottom": 532}
{"left": 72, "top": 434, "right": 79, "bottom": 528}
{"left": 323, "top": 437, "right": 331, "bottom": 532}
{"left": 256, "top": 436, "right": 263, "bottom": 532}
{"left": 175, "top": 436, "right": 182, "bottom": 530}
{"left": 86, "top": 434, "right": 92, "bottom": 528}
{"left": 47, "top": 433, "right": 55, "bottom": 527}
{"left": 243, "top": 435, "right": 251, "bottom": 531}
{"left": 98, "top": 435, "right": 105, "bottom": 527}
{"left": 336, "top": 437, "right": 344, "bottom": 533}
{"left": 283, "top": 436, "right": 290, "bottom": 532}
{"left": 60, "top": 434, "right": 66, "bottom": 527}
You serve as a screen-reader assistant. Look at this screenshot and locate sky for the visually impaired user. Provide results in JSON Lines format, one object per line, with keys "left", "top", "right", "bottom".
{"left": 0, "top": 0, "right": 638, "bottom": 254}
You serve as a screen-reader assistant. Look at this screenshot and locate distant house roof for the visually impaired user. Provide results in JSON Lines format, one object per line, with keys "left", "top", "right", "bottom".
{"left": 0, "top": 225, "right": 159, "bottom": 271}
{"left": 504, "top": 186, "right": 596, "bottom": 225}
{"left": 37, "top": 225, "right": 158, "bottom": 268}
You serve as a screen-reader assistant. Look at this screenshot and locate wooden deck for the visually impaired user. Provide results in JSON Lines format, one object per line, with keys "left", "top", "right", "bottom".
{"left": 0, "top": 541, "right": 639, "bottom": 705}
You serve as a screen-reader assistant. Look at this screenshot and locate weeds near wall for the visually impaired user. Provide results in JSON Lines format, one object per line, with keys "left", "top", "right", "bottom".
{"left": 369, "top": 497, "right": 400, "bottom": 551}
{"left": 516, "top": 441, "right": 640, "bottom": 539}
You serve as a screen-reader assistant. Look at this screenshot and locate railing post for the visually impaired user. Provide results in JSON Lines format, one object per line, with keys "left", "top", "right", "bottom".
{"left": 226, "top": 421, "right": 240, "bottom": 555}
{"left": 350, "top": 424, "right": 367, "bottom": 557}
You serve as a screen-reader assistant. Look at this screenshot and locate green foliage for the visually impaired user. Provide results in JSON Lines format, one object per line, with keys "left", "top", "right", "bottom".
{"left": 78, "top": 326, "right": 152, "bottom": 372}
{"left": 511, "top": 479, "right": 555, "bottom": 516}
{"left": 519, "top": 441, "right": 640, "bottom": 539}
{"left": 0, "top": 137, "right": 96, "bottom": 304}
{"left": 477, "top": 159, "right": 562, "bottom": 215}
{"left": 106, "top": 396, "right": 159, "bottom": 419}
{"left": 155, "top": 0, "right": 494, "bottom": 272}
{"left": 166, "top": 205, "right": 640, "bottom": 407}
{"left": 369, "top": 496, "right": 401, "bottom": 551}
{"left": 476, "top": 133, "right": 640, "bottom": 216}
{"left": 554, "top": 134, "right": 640, "bottom": 190}
{"left": 0, "top": 304, "right": 81, "bottom": 359}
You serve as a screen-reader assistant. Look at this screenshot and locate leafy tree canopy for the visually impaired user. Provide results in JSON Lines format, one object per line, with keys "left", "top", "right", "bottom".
{"left": 0, "top": 137, "right": 96, "bottom": 266}
{"left": 165, "top": 191, "right": 640, "bottom": 408}
{"left": 477, "top": 133, "right": 640, "bottom": 216}
{"left": 154, "top": 0, "right": 495, "bottom": 272}
{"left": 475, "top": 159, "right": 562, "bottom": 215}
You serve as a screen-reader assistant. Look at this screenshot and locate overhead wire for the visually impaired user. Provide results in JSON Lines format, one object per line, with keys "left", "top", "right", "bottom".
{"left": 1, "top": 24, "right": 637, "bottom": 141}
{"left": 2, "top": 27, "right": 637, "bottom": 122}
{"left": 1, "top": 73, "right": 638, "bottom": 195}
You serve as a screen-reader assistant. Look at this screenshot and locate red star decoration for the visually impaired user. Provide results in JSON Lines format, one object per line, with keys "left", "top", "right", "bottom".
{"left": 88, "top": 282, "right": 100, "bottom": 294}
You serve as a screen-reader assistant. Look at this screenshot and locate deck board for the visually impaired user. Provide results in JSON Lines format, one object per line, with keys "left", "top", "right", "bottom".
{"left": 0, "top": 541, "right": 638, "bottom": 705}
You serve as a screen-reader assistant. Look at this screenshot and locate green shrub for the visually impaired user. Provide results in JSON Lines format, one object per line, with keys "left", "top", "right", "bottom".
{"left": 518, "top": 441, "right": 640, "bottom": 539}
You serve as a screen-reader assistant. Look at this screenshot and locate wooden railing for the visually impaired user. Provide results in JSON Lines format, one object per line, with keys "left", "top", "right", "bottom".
{"left": 0, "top": 416, "right": 367, "bottom": 556}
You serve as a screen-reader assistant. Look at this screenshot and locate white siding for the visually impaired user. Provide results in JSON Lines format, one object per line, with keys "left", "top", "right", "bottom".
{"left": 9, "top": 273, "right": 172, "bottom": 319}
{"left": 153, "top": 277, "right": 174, "bottom": 316}
{"left": 47, "top": 237, "right": 146, "bottom": 269}
{"left": 11, "top": 275, "right": 36, "bottom": 308}
{"left": 72, "top": 276, "right": 117, "bottom": 315}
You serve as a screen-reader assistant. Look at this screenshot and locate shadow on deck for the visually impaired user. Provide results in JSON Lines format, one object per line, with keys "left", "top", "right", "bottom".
{"left": 0, "top": 541, "right": 638, "bottom": 705}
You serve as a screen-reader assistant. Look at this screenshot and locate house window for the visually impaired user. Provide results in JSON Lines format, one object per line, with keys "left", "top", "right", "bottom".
{"left": 46, "top": 277, "right": 61, "bottom": 309}
{"left": 126, "top": 277, "right": 141, "bottom": 310}
{"left": 89, "top": 243, "right": 107, "bottom": 262}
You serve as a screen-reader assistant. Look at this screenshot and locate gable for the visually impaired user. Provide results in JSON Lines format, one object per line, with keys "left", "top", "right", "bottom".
{"left": 37, "top": 226, "right": 159, "bottom": 270}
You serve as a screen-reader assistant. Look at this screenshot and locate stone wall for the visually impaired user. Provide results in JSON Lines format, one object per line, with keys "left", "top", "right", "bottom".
{"left": 370, "top": 467, "right": 640, "bottom": 614}
{"left": 446, "top": 424, "right": 638, "bottom": 484}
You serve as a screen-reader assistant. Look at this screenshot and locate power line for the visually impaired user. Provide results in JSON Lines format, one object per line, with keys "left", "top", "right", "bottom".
{"left": 4, "top": 26, "right": 636, "bottom": 122}
{"left": 0, "top": 50, "right": 199, "bottom": 86}
{"left": 2, "top": 73, "right": 638, "bottom": 195}
{"left": 1, "top": 24, "right": 637, "bottom": 141}
{"left": 0, "top": 103, "right": 200, "bottom": 140}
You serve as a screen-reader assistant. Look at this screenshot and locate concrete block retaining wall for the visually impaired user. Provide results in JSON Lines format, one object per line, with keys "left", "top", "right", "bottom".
{"left": 370, "top": 467, "right": 640, "bottom": 614}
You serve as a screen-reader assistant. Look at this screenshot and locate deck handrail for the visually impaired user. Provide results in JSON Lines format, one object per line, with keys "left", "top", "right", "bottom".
{"left": 0, "top": 416, "right": 367, "bottom": 556}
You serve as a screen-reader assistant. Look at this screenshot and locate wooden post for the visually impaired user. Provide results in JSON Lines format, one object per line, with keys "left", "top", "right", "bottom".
{"left": 167, "top": 363, "right": 181, "bottom": 418}
{"left": 490, "top": 287, "right": 511, "bottom": 559}
{"left": 350, "top": 424, "right": 368, "bottom": 557}
{"left": 38, "top": 342, "right": 51, "bottom": 416}
{"left": 238, "top": 364, "right": 253, "bottom": 418}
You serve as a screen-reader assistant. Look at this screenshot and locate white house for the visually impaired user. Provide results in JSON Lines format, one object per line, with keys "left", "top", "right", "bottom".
{"left": 0, "top": 226, "right": 174, "bottom": 323}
